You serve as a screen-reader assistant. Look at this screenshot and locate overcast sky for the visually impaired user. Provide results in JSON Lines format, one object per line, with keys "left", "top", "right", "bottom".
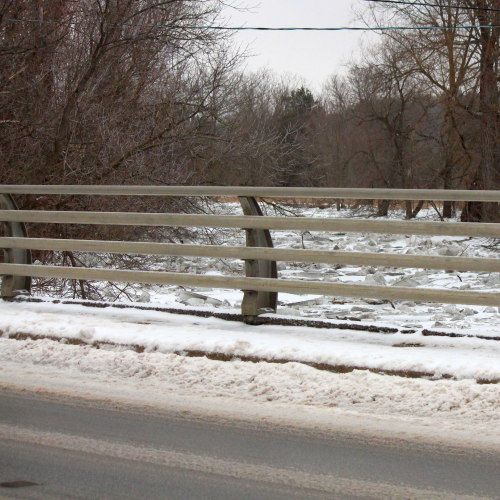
{"left": 222, "top": 0, "right": 371, "bottom": 92}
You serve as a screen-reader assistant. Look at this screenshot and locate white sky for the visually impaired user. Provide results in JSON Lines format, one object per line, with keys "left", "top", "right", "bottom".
{"left": 222, "top": 0, "right": 370, "bottom": 92}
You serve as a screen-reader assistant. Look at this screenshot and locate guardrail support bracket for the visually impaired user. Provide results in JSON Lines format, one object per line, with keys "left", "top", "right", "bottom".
{"left": 239, "top": 196, "right": 278, "bottom": 320}
{"left": 1, "top": 194, "right": 31, "bottom": 298}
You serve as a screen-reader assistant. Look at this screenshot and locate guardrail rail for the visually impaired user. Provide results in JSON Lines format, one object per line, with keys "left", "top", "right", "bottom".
{"left": 1, "top": 186, "right": 500, "bottom": 321}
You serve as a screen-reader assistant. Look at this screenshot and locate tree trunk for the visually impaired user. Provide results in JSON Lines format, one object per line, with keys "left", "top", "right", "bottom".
{"left": 377, "top": 199, "right": 390, "bottom": 217}
{"left": 441, "top": 157, "right": 454, "bottom": 218}
{"left": 411, "top": 200, "right": 425, "bottom": 219}
{"left": 443, "top": 201, "right": 453, "bottom": 219}
{"left": 475, "top": 0, "right": 500, "bottom": 221}
{"left": 405, "top": 200, "right": 413, "bottom": 219}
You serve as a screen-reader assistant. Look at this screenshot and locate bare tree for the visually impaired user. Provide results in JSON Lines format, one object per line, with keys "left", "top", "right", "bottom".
{"left": 0, "top": 0, "right": 254, "bottom": 298}
{"left": 339, "top": 40, "right": 434, "bottom": 218}
{"left": 359, "top": 0, "right": 490, "bottom": 219}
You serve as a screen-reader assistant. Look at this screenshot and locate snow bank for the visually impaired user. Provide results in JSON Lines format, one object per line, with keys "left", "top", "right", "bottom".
{"left": 2, "top": 300, "right": 500, "bottom": 381}
{"left": 2, "top": 336, "right": 500, "bottom": 427}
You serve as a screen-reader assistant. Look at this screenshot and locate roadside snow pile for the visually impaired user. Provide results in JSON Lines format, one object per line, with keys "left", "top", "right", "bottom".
{"left": 2, "top": 336, "right": 500, "bottom": 425}
{"left": 2, "top": 300, "right": 500, "bottom": 382}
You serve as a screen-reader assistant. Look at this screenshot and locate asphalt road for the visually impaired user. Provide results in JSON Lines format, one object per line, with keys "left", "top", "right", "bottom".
{"left": 1, "top": 389, "right": 499, "bottom": 500}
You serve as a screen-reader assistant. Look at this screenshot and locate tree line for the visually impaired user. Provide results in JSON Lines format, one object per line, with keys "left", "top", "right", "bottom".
{"left": 2, "top": 0, "right": 500, "bottom": 223}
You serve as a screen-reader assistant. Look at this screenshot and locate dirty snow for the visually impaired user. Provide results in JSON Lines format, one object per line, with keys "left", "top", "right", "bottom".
{"left": 1, "top": 334, "right": 500, "bottom": 427}
{"left": 1, "top": 300, "right": 500, "bottom": 381}
{"left": 2, "top": 298, "right": 500, "bottom": 431}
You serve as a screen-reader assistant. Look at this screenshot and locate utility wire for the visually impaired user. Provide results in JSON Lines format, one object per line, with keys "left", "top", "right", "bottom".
{"left": 364, "top": 0, "right": 500, "bottom": 13}
{"left": 6, "top": 18, "right": 500, "bottom": 31}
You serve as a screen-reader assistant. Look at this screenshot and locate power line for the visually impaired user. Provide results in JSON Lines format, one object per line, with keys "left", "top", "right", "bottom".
{"left": 6, "top": 18, "right": 500, "bottom": 31}
{"left": 205, "top": 24, "right": 500, "bottom": 30}
{"left": 156, "top": 24, "right": 498, "bottom": 30}
{"left": 364, "top": 0, "right": 500, "bottom": 13}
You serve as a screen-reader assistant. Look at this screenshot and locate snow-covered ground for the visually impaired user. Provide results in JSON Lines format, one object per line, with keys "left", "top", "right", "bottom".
{"left": 2, "top": 203, "right": 500, "bottom": 446}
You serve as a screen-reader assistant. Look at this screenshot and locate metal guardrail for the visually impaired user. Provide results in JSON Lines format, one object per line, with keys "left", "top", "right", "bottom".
{"left": 1, "top": 185, "right": 500, "bottom": 202}
{"left": 3, "top": 211, "right": 500, "bottom": 237}
{"left": 1, "top": 186, "right": 500, "bottom": 320}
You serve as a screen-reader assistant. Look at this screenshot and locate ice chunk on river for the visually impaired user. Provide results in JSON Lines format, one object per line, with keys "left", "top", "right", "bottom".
{"left": 364, "top": 272, "right": 387, "bottom": 285}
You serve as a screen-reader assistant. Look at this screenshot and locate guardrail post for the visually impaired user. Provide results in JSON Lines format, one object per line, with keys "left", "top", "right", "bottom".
{"left": 0, "top": 194, "right": 32, "bottom": 298}
{"left": 238, "top": 196, "right": 277, "bottom": 321}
